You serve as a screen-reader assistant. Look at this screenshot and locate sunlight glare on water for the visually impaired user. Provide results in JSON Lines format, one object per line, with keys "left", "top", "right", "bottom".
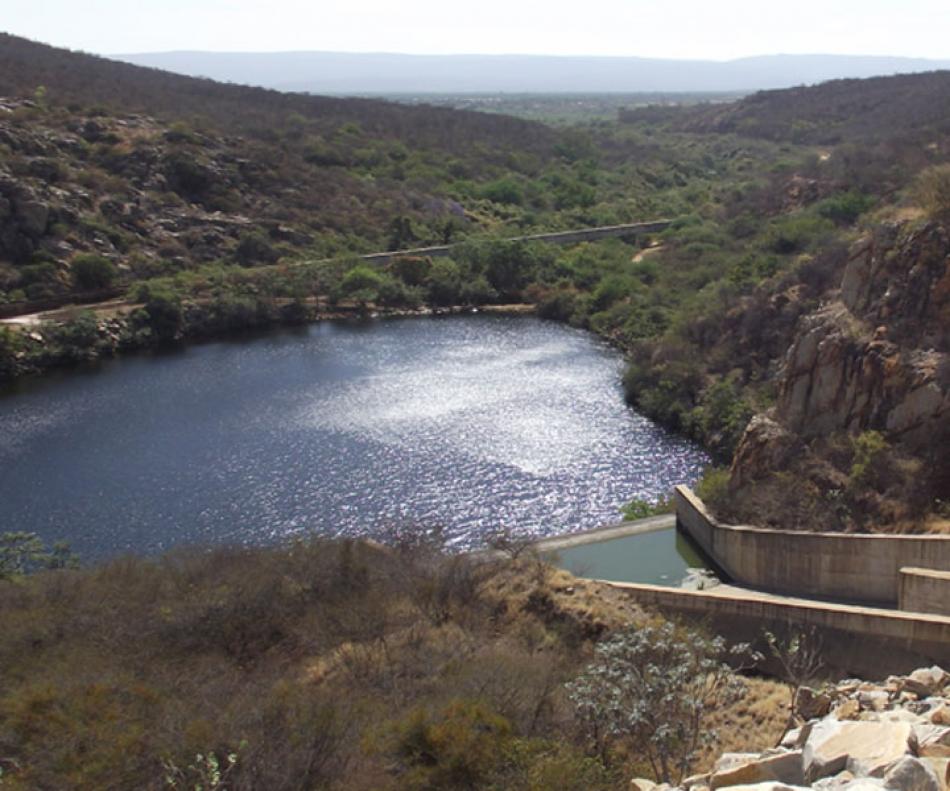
{"left": 0, "top": 316, "right": 709, "bottom": 558}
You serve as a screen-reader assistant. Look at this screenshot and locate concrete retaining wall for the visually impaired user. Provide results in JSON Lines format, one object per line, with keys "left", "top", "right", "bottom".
{"left": 900, "top": 567, "right": 950, "bottom": 616}
{"left": 674, "top": 486, "right": 950, "bottom": 608}
{"left": 608, "top": 581, "right": 950, "bottom": 677}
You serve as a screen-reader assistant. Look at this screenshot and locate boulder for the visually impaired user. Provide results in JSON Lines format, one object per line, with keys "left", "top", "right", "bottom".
{"left": 905, "top": 669, "right": 950, "bottom": 699}
{"left": 716, "top": 755, "right": 763, "bottom": 772}
{"left": 919, "top": 727, "right": 950, "bottom": 758}
{"left": 729, "top": 415, "right": 801, "bottom": 486}
{"left": 859, "top": 691, "right": 891, "bottom": 713}
{"left": 711, "top": 750, "right": 805, "bottom": 789}
{"left": 883, "top": 756, "right": 941, "bottom": 791}
{"left": 782, "top": 728, "right": 804, "bottom": 749}
{"left": 708, "top": 783, "right": 810, "bottom": 791}
{"left": 797, "top": 687, "right": 833, "bottom": 720}
{"left": 803, "top": 720, "right": 913, "bottom": 781}
{"left": 834, "top": 781, "right": 885, "bottom": 791}
{"left": 630, "top": 779, "right": 657, "bottom": 791}
{"left": 932, "top": 705, "right": 950, "bottom": 726}
{"left": 835, "top": 700, "right": 862, "bottom": 721}
{"left": 813, "top": 770, "right": 857, "bottom": 791}
{"left": 922, "top": 758, "right": 950, "bottom": 791}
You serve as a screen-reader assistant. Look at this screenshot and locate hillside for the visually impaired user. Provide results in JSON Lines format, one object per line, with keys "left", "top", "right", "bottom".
{"left": 625, "top": 70, "right": 950, "bottom": 145}
{"left": 0, "top": 537, "right": 795, "bottom": 790}
{"left": 0, "top": 34, "right": 595, "bottom": 317}
{"left": 0, "top": 34, "right": 555, "bottom": 153}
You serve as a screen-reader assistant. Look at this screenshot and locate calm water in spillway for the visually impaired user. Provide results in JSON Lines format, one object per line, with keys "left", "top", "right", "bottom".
{"left": 0, "top": 315, "right": 709, "bottom": 560}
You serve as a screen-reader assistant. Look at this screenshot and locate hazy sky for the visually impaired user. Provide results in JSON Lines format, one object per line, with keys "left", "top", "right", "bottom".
{"left": 5, "top": 0, "right": 949, "bottom": 60}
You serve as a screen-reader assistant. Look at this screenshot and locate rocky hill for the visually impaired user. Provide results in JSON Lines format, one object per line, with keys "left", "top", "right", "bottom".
{"left": 727, "top": 220, "right": 950, "bottom": 532}
{"left": 0, "top": 95, "right": 476, "bottom": 303}
{"left": 0, "top": 33, "right": 577, "bottom": 309}
{"left": 646, "top": 665, "right": 950, "bottom": 791}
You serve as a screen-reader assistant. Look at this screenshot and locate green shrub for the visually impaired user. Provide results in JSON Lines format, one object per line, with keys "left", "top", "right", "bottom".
{"left": 764, "top": 215, "right": 835, "bottom": 255}
{"left": 848, "top": 430, "right": 890, "bottom": 492}
{"left": 695, "top": 466, "right": 731, "bottom": 511}
{"left": 458, "top": 275, "right": 497, "bottom": 305}
{"left": 235, "top": 231, "right": 279, "bottom": 266}
{"left": 71, "top": 254, "right": 117, "bottom": 290}
{"left": 480, "top": 178, "right": 525, "bottom": 206}
{"left": 143, "top": 292, "right": 183, "bottom": 342}
{"left": 392, "top": 256, "right": 431, "bottom": 287}
{"left": 537, "top": 288, "right": 578, "bottom": 321}
{"left": 620, "top": 496, "right": 672, "bottom": 521}
{"left": 816, "top": 191, "right": 874, "bottom": 225}
{"left": 427, "top": 259, "right": 462, "bottom": 306}
{"left": 0, "top": 327, "right": 19, "bottom": 378}
{"left": 694, "top": 379, "right": 755, "bottom": 458}
{"left": 339, "top": 265, "right": 385, "bottom": 303}
{"left": 0, "top": 532, "right": 77, "bottom": 580}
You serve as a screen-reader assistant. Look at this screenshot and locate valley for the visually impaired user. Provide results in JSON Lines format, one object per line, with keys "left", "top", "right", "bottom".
{"left": 0, "top": 27, "right": 947, "bottom": 791}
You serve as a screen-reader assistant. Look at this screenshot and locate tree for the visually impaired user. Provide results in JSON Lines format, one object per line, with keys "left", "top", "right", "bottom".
{"left": 762, "top": 625, "right": 825, "bottom": 726}
{"left": 387, "top": 216, "right": 417, "bottom": 251}
{"left": 71, "top": 253, "right": 117, "bottom": 290}
{"left": 339, "top": 265, "right": 385, "bottom": 305}
{"left": 0, "top": 327, "right": 19, "bottom": 379}
{"left": 566, "top": 622, "right": 755, "bottom": 782}
{"left": 426, "top": 258, "right": 462, "bottom": 306}
{"left": 0, "top": 532, "right": 78, "bottom": 580}
{"left": 143, "top": 293, "right": 183, "bottom": 342}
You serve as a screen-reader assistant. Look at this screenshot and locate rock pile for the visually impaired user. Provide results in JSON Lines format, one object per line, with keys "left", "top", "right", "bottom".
{"left": 635, "top": 666, "right": 950, "bottom": 791}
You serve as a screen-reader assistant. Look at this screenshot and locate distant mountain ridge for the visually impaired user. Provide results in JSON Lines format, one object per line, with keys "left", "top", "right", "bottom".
{"left": 112, "top": 51, "right": 950, "bottom": 94}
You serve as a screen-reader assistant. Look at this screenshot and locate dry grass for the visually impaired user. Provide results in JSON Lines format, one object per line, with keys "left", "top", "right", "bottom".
{"left": 694, "top": 677, "right": 791, "bottom": 772}
{"left": 925, "top": 519, "right": 950, "bottom": 534}
{"left": 0, "top": 542, "right": 807, "bottom": 790}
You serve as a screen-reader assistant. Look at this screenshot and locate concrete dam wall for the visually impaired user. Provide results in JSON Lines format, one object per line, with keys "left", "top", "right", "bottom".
{"left": 673, "top": 485, "right": 950, "bottom": 609}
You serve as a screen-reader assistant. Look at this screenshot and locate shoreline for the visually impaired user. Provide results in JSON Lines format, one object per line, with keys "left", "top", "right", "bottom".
{"left": 0, "top": 299, "right": 540, "bottom": 385}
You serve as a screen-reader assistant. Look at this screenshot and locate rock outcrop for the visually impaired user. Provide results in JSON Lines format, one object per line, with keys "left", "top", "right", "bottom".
{"left": 774, "top": 222, "right": 949, "bottom": 451}
{"left": 729, "top": 221, "right": 950, "bottom": 523}
{"left": 636, "top": 666, "right": 950, "bottom": 791}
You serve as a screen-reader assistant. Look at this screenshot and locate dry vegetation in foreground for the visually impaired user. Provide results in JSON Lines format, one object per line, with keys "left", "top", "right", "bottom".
{"left": 0, "top": 537, "right": 797, "bottom": 790}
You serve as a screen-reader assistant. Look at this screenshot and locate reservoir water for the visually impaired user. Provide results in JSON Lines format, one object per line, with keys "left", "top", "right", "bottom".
{"left": 0, "top": 315, "right": 709, "bottom": 560}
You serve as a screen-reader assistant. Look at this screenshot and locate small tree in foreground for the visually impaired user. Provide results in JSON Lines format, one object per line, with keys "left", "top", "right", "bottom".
{"left": 566, "top": 622, "right": 757, "bottom": 783}
{"left": 762, "top": 625, "right": 825, "bottom": 726}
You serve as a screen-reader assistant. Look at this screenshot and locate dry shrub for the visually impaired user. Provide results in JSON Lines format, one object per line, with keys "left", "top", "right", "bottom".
{"left": 0, "top": 535, "right": 798, "bottom": 790}
{"left": 694, "top": 677, "right": 789, "bottom": 771}
{"left": 914, "top": 164, "right": 950, "bottom": 222}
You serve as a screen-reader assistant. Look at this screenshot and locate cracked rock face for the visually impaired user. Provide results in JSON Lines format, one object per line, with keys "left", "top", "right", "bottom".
{"left": 737, "top": 221, "right": 949, "bottom": 472}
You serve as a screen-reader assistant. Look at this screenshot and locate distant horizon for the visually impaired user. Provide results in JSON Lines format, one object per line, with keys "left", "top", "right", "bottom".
{"left": 5, "top": 0, "right": 950, "bottom": 61}
{"left": 107, "top": 48, "right": 950, "bottom": 63}
{"left": 107, "top": 49, "right": 950, "bottom": 96}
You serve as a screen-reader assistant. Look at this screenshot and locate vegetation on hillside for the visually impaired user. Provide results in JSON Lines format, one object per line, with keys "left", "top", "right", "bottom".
{"left": 0, "top": 538, "right": 789, "bottom": 790}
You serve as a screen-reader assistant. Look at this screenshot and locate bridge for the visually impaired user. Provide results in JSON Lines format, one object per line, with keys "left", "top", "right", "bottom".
{"left": 0, "top": 219, "right": 672, "bottom": 322}
{"left": 359, "top": 219, "right": 673, "bottom": 264}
